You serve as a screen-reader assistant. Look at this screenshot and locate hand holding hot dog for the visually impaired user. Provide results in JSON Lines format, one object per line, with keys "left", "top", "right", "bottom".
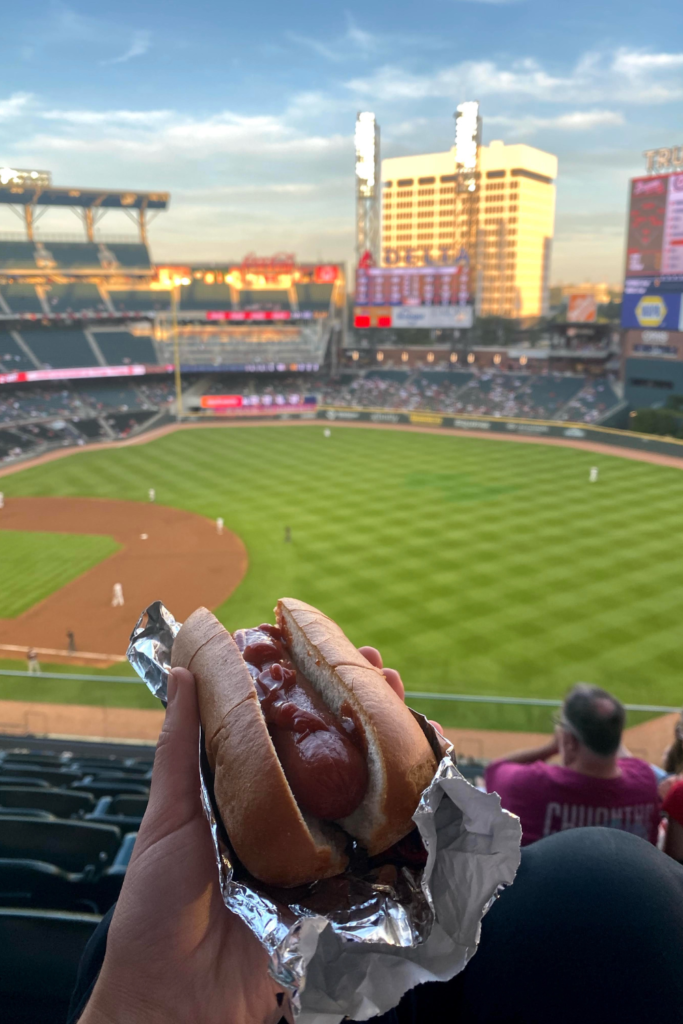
{"left": 80, "top": 626, "right": 429, "bottom": 1024}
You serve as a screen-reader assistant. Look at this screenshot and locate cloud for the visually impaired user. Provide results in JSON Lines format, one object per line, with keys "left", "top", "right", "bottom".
{"left": 344, "top": 13, "right": 377, "bottom": 52}
{"left": 0, "top": 93, "right": 33, "bottom": 120}
{"left": 487, "top": 109, "right": 625, "bottom": 136}
{"left": 101, "top": 30, "right": 151, "bottom": 66}
{"left": 346, "top": 47, "right": 683, "bottom": 105}
{"left": 40, "top": 108, "right": 172, "bottom": 126}
{"left": 20, "top": 107, "right": 350, "bottom": 163}
{"left": 286, "top": 33, "right": 341, "bottom": 62}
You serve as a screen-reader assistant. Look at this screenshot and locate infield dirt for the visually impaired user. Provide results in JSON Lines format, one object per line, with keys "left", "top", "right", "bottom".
{"left": 0, "top": 498, "right": 247, "bottom": 659}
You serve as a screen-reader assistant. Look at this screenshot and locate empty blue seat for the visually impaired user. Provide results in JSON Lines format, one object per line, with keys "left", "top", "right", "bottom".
{"left": 0, "top": 907, "right": 101, "bottom": 1023}
{"left": 0, "top": 816, "right": 122, "bottom": 873}
{"left": 0, "top": 786, "right": 94, "bottom": 818}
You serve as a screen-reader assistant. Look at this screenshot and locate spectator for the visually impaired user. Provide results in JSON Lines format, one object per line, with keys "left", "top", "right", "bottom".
{"left": 663, "top": 708, "right": 683, "bottom": 776}
{"left": 485, "top": 683, "right": 660, "bottom": 845}
{"left": 663, "top": 780, "right": 683, "bottom": 863}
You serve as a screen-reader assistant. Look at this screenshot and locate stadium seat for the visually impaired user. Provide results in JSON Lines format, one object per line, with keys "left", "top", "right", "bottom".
{"left": 0, "top": 786, "right": 95, "bottom": 818}
{"left": 87, "top": 794, "right": 147, "bottom": 828}
{"left": 0, "top": 763, "right": 82, "bottom": 787}
{"left": 0, "top": 776, "right": 50, "bottom": 788}
{"left": 0, "top": 907, "right": 101, "bottom": 1024}
{"left": 108, "top": 794, "right": 149, "bottom": 815}
{"left": 0, "top": 331, "right": 37, "bottom": 371}
{"left": 0, "top": 817, "right": 122, "bottom": 873}
{"left": 0, "top": 857, "right": 86, "bottom": 910}
{"left": 0, "top": 284, "right": 44, "bottom": 314}
{"left": 91, "top": 330, "right": 159, "bottom": 366}
{"left": 0, "top": 808, "right": 56, "bottom": 820}
{"left": 91, "top": 831, "right": 138, "bottom": 910}
{"left": 71, "top": 777, "right": 150, "bottom": 798}
{"left": 23, "top": 329, "right": 99, "bottom": 369}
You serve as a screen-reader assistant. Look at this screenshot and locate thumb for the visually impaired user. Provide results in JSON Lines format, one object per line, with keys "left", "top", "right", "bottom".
{"left": 143, "top": 667, "right": 203, "bottom": 832}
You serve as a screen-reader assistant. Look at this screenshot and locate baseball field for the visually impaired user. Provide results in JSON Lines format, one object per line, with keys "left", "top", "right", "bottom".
{"left": 1, "top": 422, "right": 683, "bottom": 734}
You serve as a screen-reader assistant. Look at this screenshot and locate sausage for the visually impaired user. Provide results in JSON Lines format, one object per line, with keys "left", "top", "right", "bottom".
{"left": 233, "top": 627, "right": 368, "bottom": 820}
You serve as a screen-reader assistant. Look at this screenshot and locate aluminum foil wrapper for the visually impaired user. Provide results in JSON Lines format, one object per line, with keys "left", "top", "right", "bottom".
{"left": 128, "top": 601, "right": 522, "bottom": 1023}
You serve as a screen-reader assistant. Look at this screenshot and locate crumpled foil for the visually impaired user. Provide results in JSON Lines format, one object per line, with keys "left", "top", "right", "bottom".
{"left": 128, "top": 601, "right": 522, "bottom": 1024}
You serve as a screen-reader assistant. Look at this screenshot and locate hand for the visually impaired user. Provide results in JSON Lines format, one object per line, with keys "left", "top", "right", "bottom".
{"left": 81, "top": 648, "right": 431, "bottom": 1024}
{"left": 81, "top": 667, "right": 284, "bottom": 1024}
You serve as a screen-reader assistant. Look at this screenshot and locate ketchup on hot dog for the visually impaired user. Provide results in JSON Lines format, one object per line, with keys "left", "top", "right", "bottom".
{"left": 233, "top": 625, "right": 368, "bottom": 821}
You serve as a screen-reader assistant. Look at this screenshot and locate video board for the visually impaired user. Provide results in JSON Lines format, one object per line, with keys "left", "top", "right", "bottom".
{"left": 622, "top": 172, "right": 683, "bottom": 330}
{"left": 354, "top": 256, "right": 473, "bottom": 330}
{"left": 625, "top": 173, "right": 683, "bottom": 277}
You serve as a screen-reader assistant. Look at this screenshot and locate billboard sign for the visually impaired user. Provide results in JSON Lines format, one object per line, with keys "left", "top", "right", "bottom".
{"left": 621, "top": 290, "right": 683, "bottom": 330}
{"left": 199, "top": 394, "right": 317, "bottom": 414}
{"left": 0, "top": 363, "right": 158, "bottom": 386}
{"left": 625, "top": 173, "right": 683, "bottom": 277}
{"left": 567, "top": 293, "right": 597, "bottom": 323}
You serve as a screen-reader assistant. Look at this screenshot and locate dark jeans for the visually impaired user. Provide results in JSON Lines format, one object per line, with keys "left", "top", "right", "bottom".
{"left": 68, "top": 828, "right": 683, "bottom": 1024}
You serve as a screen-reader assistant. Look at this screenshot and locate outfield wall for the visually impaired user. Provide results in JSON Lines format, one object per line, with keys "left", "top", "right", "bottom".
{"left": 205, "top": 406, "right": 683, "bottom": 461}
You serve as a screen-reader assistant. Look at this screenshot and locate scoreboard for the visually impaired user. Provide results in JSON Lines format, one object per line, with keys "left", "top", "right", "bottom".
{"left": 354, "top": 254, "right": 473, "bottom": 330}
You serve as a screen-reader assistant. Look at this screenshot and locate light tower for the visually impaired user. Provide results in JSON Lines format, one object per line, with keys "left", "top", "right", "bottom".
{"left": 454, "top": 101, "right": 482, "bottom": 314}
{"left": 355, "top": 112, "right": 380, "bottom": 266}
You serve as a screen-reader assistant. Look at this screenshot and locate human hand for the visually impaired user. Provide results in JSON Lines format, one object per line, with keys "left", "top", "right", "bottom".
{"left": 80, "top": 667, "right": 284, "bottom": 1024}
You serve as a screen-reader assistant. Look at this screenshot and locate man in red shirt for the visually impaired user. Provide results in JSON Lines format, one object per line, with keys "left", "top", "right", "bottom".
{"left": 485, "top": 683, "right": 660, "bottom": 846}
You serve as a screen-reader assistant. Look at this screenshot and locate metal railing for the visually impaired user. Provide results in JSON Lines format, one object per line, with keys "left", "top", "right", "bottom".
{"left": 0, "top": 670, "right": 679, "bottom": 715}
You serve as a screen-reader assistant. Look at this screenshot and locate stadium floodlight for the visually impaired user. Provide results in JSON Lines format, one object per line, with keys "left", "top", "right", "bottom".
{"left": 355, "top": 112, "right": 380, "bottom": 265}
{"left": 355, "top": 112, "right": 378, "bottom": 197}
{"left": 0, "top": 166, "right": 51, "bottom": 187}
{"left": 455, "top": 101, "right": 481, "bottom": 184}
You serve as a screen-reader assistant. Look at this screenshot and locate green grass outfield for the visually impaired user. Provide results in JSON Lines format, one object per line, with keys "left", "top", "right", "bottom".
{"left": 3, "top": 424, "right": 683, "bottom": 732}
{"left": 0, "top": 530, "right": 119, "bottom": 618}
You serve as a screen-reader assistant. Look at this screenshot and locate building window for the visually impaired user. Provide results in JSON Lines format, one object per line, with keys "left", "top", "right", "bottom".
{"left": 418, "top": 189, "right": 435, "bottom": 196}
{"left": 417, "top": 200, "right": 435, "bottom": 207}
{"left": 487, "top": 170, "right": 506, "bottom": 179}
{"left": 397, "top": 190, "right": 413, "bottom": 199}
{"left": 511, "top": 168, "right": 553, "bottom": 184}
{"left": 397, "top": 178, "right": 414, "bottom": 186}
{"left": 418, "top": 176, "right": 436, "bottom": 185}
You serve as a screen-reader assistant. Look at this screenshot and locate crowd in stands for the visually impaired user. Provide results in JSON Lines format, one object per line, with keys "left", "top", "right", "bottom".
{"left": 319, "top": 370, "right": 621, "bottom": 423}
{"left": 0, "top": 381, "right": 175, "bottom": 461}
{"left": 563, "top": 378, "right": 621, "bottom": 423}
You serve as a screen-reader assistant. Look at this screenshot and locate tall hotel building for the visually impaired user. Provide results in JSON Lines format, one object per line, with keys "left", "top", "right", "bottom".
{"left": 381, "top": 141, "right": 558, "bottom": 318}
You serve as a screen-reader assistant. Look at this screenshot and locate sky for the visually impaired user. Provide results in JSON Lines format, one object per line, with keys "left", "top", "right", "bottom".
{"left": 0, "top": 0, "right": 682, "bottom": 284}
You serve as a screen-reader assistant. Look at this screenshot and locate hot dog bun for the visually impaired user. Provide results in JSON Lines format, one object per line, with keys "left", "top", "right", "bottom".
{"left": 276, "top": 598, "right": 438, "bottom": 855}
{"left": 172, "top": 600, "right": 438, "bottom": 885}
{"left": 172, "top": 607, "right": 348, "bottom": 887}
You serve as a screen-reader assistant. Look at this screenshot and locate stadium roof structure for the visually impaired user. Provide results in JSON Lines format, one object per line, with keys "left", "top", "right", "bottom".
{"left": 0, "top": 182, "right": 170, "bottom": 245}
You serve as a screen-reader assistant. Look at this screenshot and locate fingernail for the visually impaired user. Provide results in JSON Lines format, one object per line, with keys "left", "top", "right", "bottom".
{"left": 166, "top": 669, "right": 178, "bottom": 707}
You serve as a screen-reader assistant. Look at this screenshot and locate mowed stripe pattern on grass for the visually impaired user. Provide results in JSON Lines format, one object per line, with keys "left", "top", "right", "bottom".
{"left": 0, "top": 530, "right": 119, "bottom": 618}
{"left": 3, "top": 425, "right": 683, "bottom": 730}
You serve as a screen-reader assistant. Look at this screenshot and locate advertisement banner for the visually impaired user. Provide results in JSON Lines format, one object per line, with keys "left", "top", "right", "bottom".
{"left": 0, "top": 364, "right": 151, "bottom": 386}
{"left": 199, "top": 394, "right": 317, "bottom": 413}
{"left": 621, "top": 291, "right": 683, "bottom": 330}
{"left": 391, "top": 305, "right": 474, "bottom": 329}
{"left": 567, "top": 293, "right": 597, "bottom": 323}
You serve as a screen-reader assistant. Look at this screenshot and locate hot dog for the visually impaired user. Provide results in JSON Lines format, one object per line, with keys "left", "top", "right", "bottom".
{"left": 234, "top": 625, "right": 369, "bottom": 820}
{"left": 172, "top": 598, "right": 438, "bottom": 887}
